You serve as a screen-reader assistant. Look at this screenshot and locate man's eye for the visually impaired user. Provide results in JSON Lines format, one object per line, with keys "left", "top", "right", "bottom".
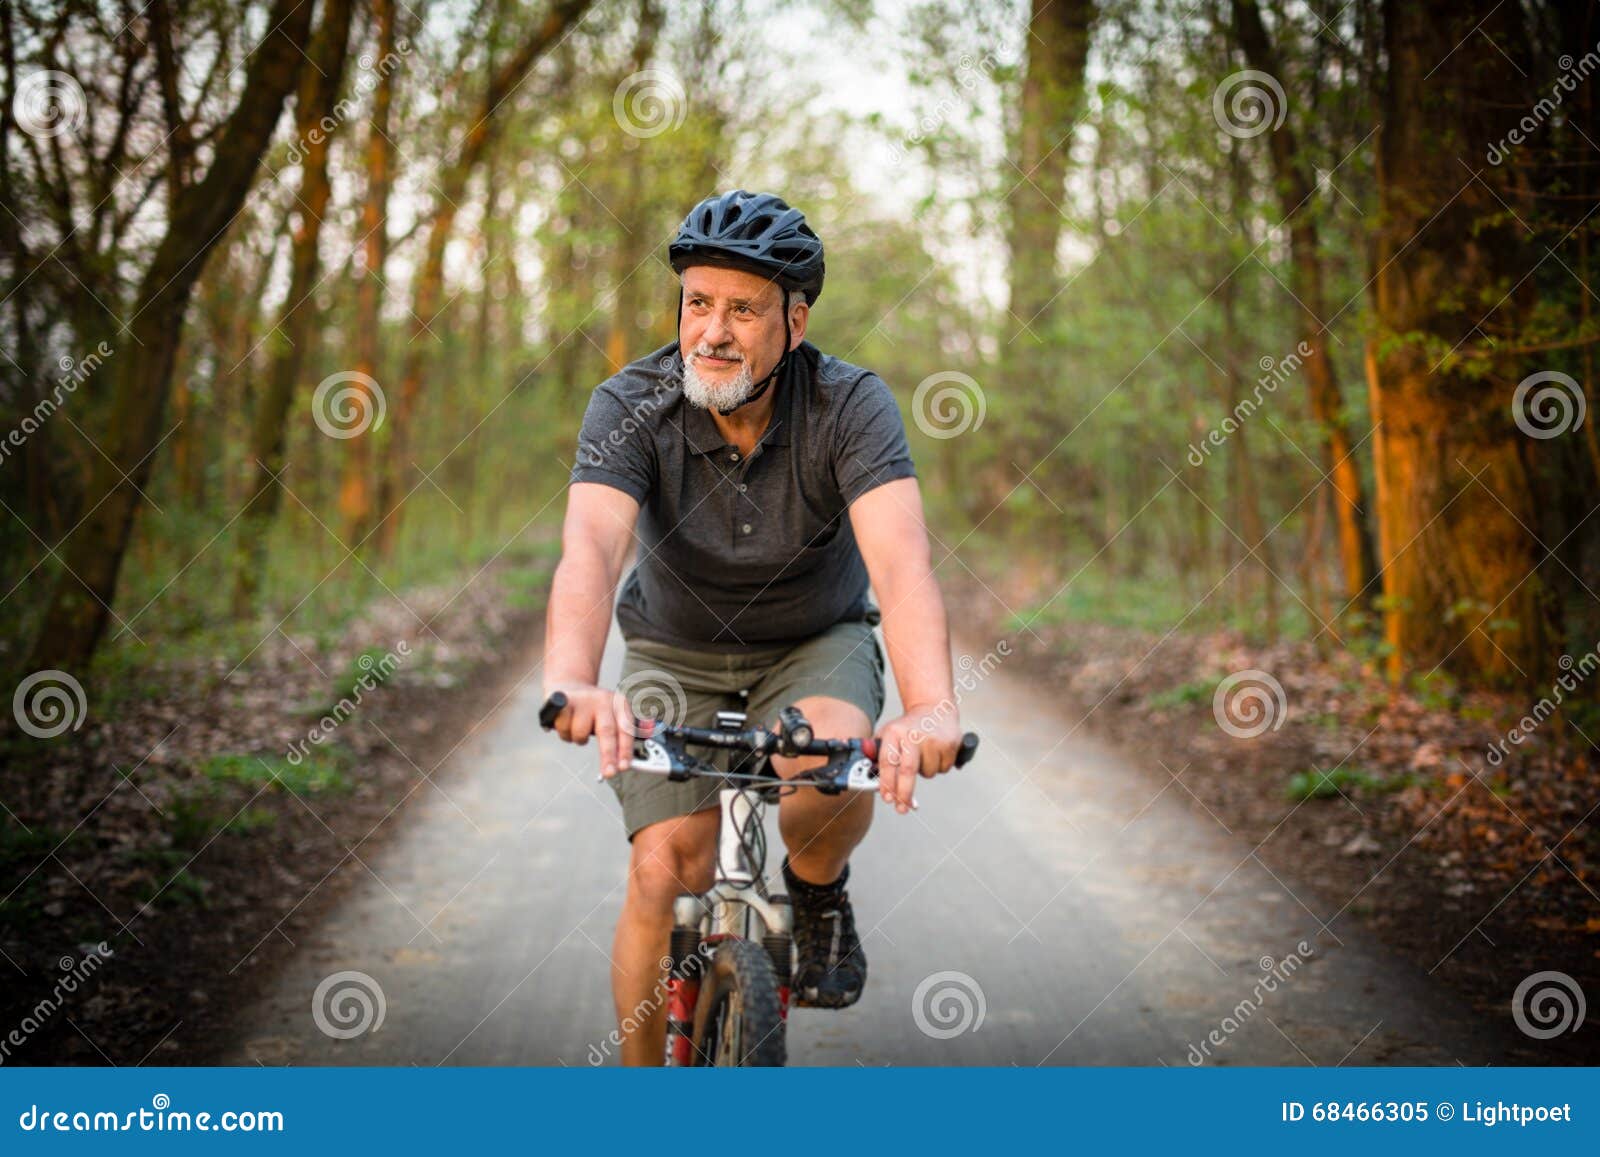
{"left": 734, "top": 305, "right": 752, "bottom": 316}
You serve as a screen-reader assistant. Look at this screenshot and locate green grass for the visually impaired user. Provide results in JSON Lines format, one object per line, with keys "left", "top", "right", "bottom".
{"left": 504, "top": 563, "right": 556, "bottom": 611}
{"left": 308, "top": 645, "right": 405, "bottom": 716}
{"left": 55, "top": 499, "right": 564, "bottom": 717}
{"left": 992, "top": 555, "right": 1322, "bottom": 642}
{"left": 1285, "top": 765, "right": 1416, "bottom": 801}
{"left": 1146, "top": 679, "right": 1213, "bottom": 710}
{"left": 222, "top": 806, "right": 278, "bottom": 835}
{"left": 1411, "top": 671, "right": 1460, "bottom": 711}
{"left": 198, "top": 747, "right": 353, "bottom": 796}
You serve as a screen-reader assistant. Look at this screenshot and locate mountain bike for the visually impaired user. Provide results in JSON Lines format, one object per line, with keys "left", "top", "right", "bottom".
{"left": 540, "top": 692, "right": 978, "bottom": 1066}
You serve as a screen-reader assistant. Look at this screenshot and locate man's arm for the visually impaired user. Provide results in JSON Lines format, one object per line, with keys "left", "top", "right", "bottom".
{"left": 848, "top": 476, "right": 961, "bottom": 814}
{"left": 543, "top": 481, "right": 641, "bottom": 778}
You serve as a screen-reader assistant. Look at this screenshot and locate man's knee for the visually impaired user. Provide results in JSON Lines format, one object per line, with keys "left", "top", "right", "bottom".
{"left": 626, "top": 811, "right": 717, "bottom": 907}
{"left": 770, "top": 696, "right": 871, "bottom": 778}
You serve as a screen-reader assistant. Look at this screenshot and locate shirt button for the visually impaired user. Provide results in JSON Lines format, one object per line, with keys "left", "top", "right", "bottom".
{"left": 738, "top": 483, "right": 748, "bottom": 493}
{"left": 729, "top": 451, "right": 740, "bottom": 462}
{"left": 741, "top": 523, "right": 752, "bottom": 534}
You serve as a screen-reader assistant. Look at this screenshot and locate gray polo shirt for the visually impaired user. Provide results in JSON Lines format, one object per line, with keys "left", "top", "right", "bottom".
{"left": 571, "top": 340, "right": 916, "bottom": 651}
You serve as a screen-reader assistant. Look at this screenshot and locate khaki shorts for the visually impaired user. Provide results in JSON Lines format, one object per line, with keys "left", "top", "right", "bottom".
{"left": 610, "top": 620, "right": 886, "bottom": 839}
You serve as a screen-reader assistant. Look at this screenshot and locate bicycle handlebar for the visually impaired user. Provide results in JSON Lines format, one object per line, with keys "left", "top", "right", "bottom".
{"left": 538, "top": 690, "right": 979, "bottom": 773}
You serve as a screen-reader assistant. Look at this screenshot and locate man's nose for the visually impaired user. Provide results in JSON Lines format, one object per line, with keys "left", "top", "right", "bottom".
{"left": 702, "top": 309, "right": 732, "bottom": 347}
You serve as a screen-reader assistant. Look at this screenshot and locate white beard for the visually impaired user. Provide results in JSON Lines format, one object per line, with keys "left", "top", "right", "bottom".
{"left": 682, "top": 348, "right": 756, "bottom": 411}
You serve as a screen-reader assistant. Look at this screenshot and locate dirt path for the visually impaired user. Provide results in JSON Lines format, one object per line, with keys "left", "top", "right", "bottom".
{"left": 224, "top": 629, "right": 1520, "bottom": 1066}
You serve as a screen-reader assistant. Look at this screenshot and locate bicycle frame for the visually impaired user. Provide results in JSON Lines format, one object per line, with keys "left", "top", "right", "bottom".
{"left": 665, "top": 781, "right": 793, "bottom": 1065}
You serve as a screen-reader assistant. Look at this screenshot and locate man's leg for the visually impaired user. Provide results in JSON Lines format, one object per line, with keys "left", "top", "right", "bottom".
{"left": 741, "top": 620, "right": 885, "bottom": 1008}
{"left": 771, "top": 695, "right": 874, "bottom": 883}
{"left": 611, "top": 808, "right": 718, "bottom": 1066}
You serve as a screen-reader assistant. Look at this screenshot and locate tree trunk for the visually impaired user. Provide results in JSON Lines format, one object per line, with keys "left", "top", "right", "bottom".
{"left": 1370, "top": 0, "right": 1551, "bottom": 688}
{"left": 604, "top": 0, "right": 666, "bottom": 375}
{"left": 1002, "top": 0, "right": 1095, "bottom": 458}
{"left": 374, "top": 0, "right": 595, "bottom": 557}
{"left": 25, "top": 0, "right": 315, "bottom": 678}
{"left": 232, "top": 0, "right": 355, "bottom": 613}
{"left": 1232, "top": 0, "right": 1378, "bottom": 608}
{"left": 338, "top": 0, "right": 399, "bottom": 548}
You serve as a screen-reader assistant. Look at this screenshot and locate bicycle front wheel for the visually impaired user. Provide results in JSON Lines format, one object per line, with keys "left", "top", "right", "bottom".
{"left": 690, "top": 938, "right": 786, "bottom": 1067}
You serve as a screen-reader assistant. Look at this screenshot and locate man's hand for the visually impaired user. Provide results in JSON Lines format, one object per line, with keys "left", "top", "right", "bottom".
{"left": 875, "top": 704, "right": 963, "bottom": 814}
{"left": 545, "top": 683, "right": 635, "bottom": 778}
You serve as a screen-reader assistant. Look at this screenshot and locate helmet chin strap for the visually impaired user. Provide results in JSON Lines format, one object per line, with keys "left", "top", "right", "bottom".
{"left": 716, "top": 305, "right": 790, "bottom": 416}
{"left": 674, "top": 286, "right": 792, "bottom": 417}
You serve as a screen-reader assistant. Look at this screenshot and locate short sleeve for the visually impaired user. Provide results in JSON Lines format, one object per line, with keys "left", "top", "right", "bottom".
{"left": 570, "top": 384, "right": 655, "bottom": 502}
{"left": 832, "top": 373, "right": 917, "bottom": 505}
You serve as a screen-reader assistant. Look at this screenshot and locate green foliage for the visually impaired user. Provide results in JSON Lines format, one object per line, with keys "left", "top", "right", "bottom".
{"left": 1286, "top": 765, "right": 1414, "bottom": 801}
{"left": 199, "top": 749, "right": 353, "bottom": 797}
{"left": 1147, "top": 679, "right": 1213, "bottom": 709}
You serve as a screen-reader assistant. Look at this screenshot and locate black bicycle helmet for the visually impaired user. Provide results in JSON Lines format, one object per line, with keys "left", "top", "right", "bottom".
{"left": 668, "top": 191, "right": 825, "bottom": 414}
{"left": 669, "top": 190, "right": 825, "bottom": 305}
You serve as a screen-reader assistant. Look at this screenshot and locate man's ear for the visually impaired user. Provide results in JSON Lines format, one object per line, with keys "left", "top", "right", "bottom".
{"left": 788, "top": 300, "right": 809, "bottom": 350}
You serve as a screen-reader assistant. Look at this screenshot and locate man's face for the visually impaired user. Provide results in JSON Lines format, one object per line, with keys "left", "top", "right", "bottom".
{"left": 678, "top": 265, "right": 798, "bottom": 412}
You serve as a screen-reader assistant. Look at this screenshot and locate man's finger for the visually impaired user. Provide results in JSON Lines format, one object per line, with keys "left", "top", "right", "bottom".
{"left": 891, "top": 729, "right": 917, "bottom": 812}
{"left": 613, "top": 694, "right": 635, "bottom": 769}
{"left": 879, "top": 735, "right": 899, "bottom": 803}
{"left": 571, "top": 705, "right": 595, "bottom": 745}
{"left": 595, "top": 708, "right": 618, "bottom": 778}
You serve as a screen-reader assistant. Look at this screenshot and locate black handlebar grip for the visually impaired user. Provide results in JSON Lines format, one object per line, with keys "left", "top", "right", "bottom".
{"left": 954, "top": 732, "right": 979, "bottom": 768}
{"left": 539, "top": 691, "right": 568, "bottom": 731}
